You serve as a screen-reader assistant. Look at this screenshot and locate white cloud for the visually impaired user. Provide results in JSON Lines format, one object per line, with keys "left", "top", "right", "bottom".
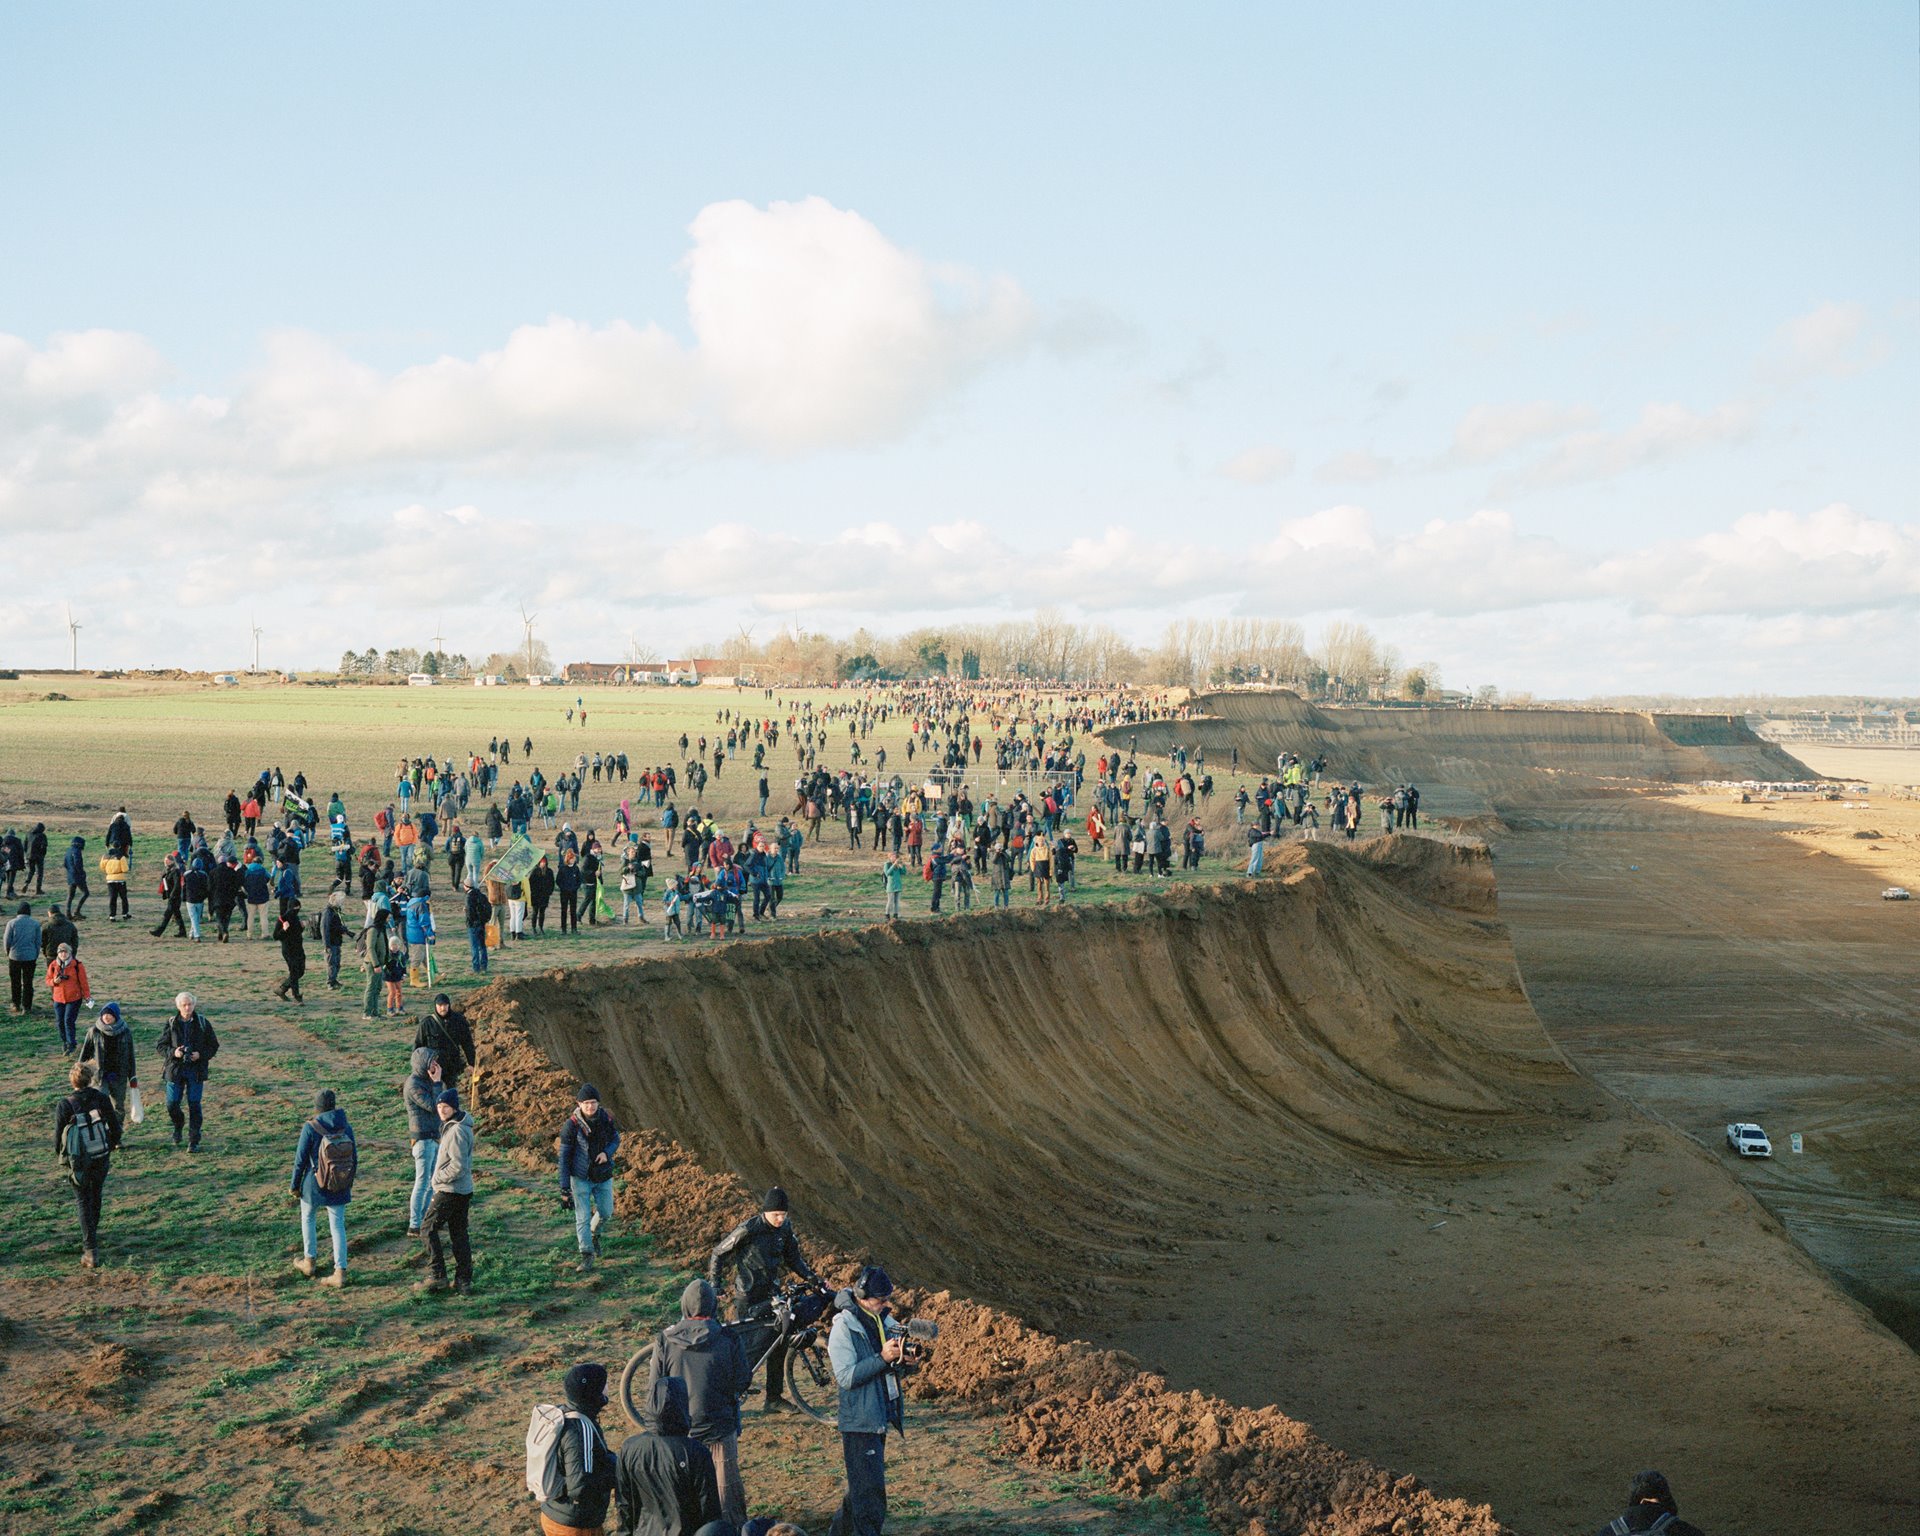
{"left": 1313, "top": 448, "right": 1394, "bottom": 485}
{"left": 1217, "top": 444, "right": 1294, "bottom": 484}
{"left": 1776, "top": 301, "right": 1886, "bottom": 379}
{"left": 1504, "top": 399, "right": 1755, "bottom": 492}
{"left": 1447, "top": 400, "right": 1593, "bottom": 464}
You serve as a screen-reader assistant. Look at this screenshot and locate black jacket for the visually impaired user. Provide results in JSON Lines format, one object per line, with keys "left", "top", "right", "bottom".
{"left": 708, "top": 1212, "right": 817, "bottom": 1304}
{"left": 157, "top": 1011, "right": 220, "bottom": 1084}
{"left": 542, "top": 1409, "right": 614, "bottom": 1530}
{"left": 414, "top": 1009, "right": 476, "bottom": 1080}
{"left": 81, "top": 1017, "right": 138, "bottom": 1083}
{"left": 647, "top": 1316, "right": 749, "bottom": 1444}
{"left": 614, "top": 1377, "right": 721, "bottom": 1536}
{"left": 55, "top": 1086, "right": 123, "bottom": 1160}
{"left": 41, "top": 913, "right": 79, "bottom": 960}
{"left": 1594, "top": 1513, "right": 1703, "bottom": 1536}
{"left": 464, "top": 886, "right": 492, "bottom": 927}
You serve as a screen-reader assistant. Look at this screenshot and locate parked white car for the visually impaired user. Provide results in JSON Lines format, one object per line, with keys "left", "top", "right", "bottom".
{"left": 1726, "top": 1123, "right": 1772, "bottom": 1158}
{"left": 1884, "top": 887, "right": 1911, "bottom": 901}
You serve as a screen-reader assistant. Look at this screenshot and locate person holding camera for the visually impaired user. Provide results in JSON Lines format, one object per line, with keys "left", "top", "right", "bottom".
{"left": 826, "top": 1265, "right": 906, "bottom": 1536}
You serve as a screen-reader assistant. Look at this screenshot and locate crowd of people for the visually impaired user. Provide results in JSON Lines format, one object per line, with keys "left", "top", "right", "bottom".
{"left": 22, "top": 683, "right": 1513, "bottom": 1536}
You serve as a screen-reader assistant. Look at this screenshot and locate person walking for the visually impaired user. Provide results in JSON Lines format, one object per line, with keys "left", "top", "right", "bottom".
{"left": 1588, "top": 1470, "right": 1705, "bottom": 1536}
{"left": 45, "top": 941, "right": 91, "bottom": 1054}
{"left": 63, "top": 836, "right": 91, "bottom": 920}
{"left": 55, "top": 1060, "right": 122, "bottom": 1269}
{"left": 289, "top": 1089, "right": 355, "bottom": 1286}
{"left": 421, "top": 1087, "right": 475, "bottom": 1294}
{"left": 6, "top": 901, "right": 42, "bottom": 1014}
{"left": 321, "top": 892, "right": 348, "bottom": 990}
{"left": 559, "top": 1085, "right": 620, "bottom": 1273}
{"left": 274, "top": 899, "right": 308, "bottom": 1004}
{"left": 157, "top": 990, "right": 219, "bottom": 1152}
{"left": 464, "top": 879, "right": 493, "bottom": 973}
{"left": 80, "top": 1001, "right": 138, "bottom": 1124}
{"left": 646, "top": 1279, "right": 751, "bottom": 1528}
{"left": 151, "top": 853, "right": 187, "bottom": 938}
{"left": 827, "top": 1265, "right": 907, "bottom": 1536}
{"left": 613, "top": 1376, "right": 722, "bottom": 1536}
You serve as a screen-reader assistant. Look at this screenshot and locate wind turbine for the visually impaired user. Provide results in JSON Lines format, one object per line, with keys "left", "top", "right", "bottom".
{"left": 251, "top": 617, "right": 263, "bottom": 673}
{"left": 432, "top": 618, "right": 447, "bottom": 664}
{"left": 519, "top": 602, "right": 539, "bottom": 680}
{"left": 65, "top": 604, "right": 82, "bottom": 670}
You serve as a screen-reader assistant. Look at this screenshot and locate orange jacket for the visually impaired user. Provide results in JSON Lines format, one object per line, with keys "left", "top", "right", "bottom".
{"left": 47, "top": 956, "right": 90, "bottom": 1004}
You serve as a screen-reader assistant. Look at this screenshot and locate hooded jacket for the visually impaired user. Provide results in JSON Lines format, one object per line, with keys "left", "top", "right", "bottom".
{"left": 1593, "top": 1472, "right": 1705, "bottom": 1536}
{"left": 646, "top": 1280, "right": 749, "bottom": 1444}
{"left": 403, "top": 1048, "right": 441, "bottom": 1141}
{"left": 290, "top": 1107, "right": 354, "bottom": 1207}
{"left": 827, "top": 1288, "right": 905, "bottom": 1436}
{"left": 430, "top": 1110, "right": 475, "bottom": 1194}
{"left": 81, "top": 1007, "right": 138, "bottom": 1083}
{"left": 613, "top": 1376, "right": 721, "bottom": 1536}
{"left": 63, "top": 838, "right": 88, "bottom": 886}
{"left": 543, "top": 1387, "right": 614, "bottom": 1530}
{"left": 105, "top": 814, "right": 133, "bottom": 856}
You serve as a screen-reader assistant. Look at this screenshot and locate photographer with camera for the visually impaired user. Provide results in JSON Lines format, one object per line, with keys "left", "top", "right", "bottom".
{"left": 825, "top": 1265, "right": 908, "bottom": 1536}
{"left": 708, "top": 1187, "right": 820, "bottom": 1414}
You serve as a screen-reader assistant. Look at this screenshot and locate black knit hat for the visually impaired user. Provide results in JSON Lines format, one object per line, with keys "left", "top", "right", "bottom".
{"left": 576, "top": 1083, "right": 600, "bottom": 1102}
{"left": 852, "top": 1264, "right": 893, "bottom": 1300}
{"left": 762, "top": 1185, "right": 789, "bottom": 1213}
{"left": 563, "top": 1362, "right": 607, "bottom": 1413}
{"left": 314, "top": 1089, "right": 336, "bottom": 1113}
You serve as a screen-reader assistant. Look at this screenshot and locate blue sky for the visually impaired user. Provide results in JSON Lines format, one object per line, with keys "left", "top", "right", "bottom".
{"left": 2, "top": 4, "right": 1914, "bottom": 692}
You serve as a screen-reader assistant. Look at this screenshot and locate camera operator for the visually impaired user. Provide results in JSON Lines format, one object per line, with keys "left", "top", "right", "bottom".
{"left": 707, "top": 1186, "right": 819, "bottom": 1413}
{"left": 826, "top": 1265, "right": 907, "bottom": 1536}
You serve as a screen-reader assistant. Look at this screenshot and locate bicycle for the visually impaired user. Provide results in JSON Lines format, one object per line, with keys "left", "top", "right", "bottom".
{"left": 620, "top": 1279, "right": 840, "bottom": 1428}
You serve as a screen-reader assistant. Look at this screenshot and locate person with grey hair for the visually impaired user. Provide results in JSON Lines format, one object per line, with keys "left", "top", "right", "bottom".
{"left": 157, "top": 990, "right": 219, "bottom": 1152}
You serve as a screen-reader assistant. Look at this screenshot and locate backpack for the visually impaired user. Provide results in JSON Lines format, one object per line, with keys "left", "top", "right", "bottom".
{"left": 64, "top": 1104, "right": 112, "bottom": 1183}
{"left": 1609, "top": 1519, "right": 1674, "bottom": 1536}
{"left": 311, "top": 1119, "right": 357, "bottom": 1195}
{"left": 307, "top": 909, "right": 324, "bottom": 942}
{"left": 525, "top": 1404, "right": 597, "bottom": 1503}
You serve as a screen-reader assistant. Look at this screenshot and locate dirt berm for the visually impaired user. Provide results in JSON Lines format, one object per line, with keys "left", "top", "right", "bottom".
{"left": 1100, "top": 692, "right": 1812, "bottom": 815}
{"left": 468, "top": 839, "right": 1920, "bottom": 1534}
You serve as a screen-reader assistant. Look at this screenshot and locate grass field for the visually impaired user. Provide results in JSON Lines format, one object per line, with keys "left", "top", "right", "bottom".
{"left": 0, "top": 674, "right": 1230, "bottom": 1536}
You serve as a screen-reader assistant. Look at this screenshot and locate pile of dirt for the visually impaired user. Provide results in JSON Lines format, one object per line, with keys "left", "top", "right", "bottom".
{"left": 1101, "top": 691, "right": 1812, "bottom": 815}
{"left": 909, "top": 1289, "right": 1502, "bottom": 1536}
{"left": 469, "top": 839, "right": 1569, "bottom": 1326}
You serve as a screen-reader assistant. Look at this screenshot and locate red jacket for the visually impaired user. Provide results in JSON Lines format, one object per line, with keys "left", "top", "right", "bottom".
{"left": 47, "top": 956, "right": 90, "bottom": 1004}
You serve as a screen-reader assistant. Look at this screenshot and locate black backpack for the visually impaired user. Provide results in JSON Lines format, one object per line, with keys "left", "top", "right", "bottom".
{"left": 1610, "top": 1517, "right": 1675, "bottom": 1536}
{"left": 64, "top": 1104, "right": 112, "bottom": 1184}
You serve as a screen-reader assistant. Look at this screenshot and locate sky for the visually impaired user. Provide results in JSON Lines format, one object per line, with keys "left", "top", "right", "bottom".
{"left": 1, "top": 3, "right": 1915, "bottom": 695}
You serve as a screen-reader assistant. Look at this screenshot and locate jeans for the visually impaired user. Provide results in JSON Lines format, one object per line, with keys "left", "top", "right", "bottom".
{"left": 325, "top": 941, "right": 342, "bottom": 985}
{"left": 423, "top": 1190, "right": 472, "bottom": 1283}
{"left": 409, "top": 1139, "right": 438, "bottom": 1229}
{"left": 164, "top": 1075, "right": 205, "bottom": 1146}
{"left": 55, "top": 999, "right": 82, "bottom": 1052}
{"left": 992, "top": 886, "right": 1009, "bottom": 907}
{"left": 300, "top": 1174, "right": 348, "bottom": 1269}
{"left": 185, "top": 901, "right": 204, "bottom": 939}
{"left": 467, "top": 925, "right": 488, "bottom": 972}
{"left": 571, "top": 1178, "right": 613, "bottom": 1253}
{"left": 619, "top": 888, "right": 645, "bottom": 922}
{"left": 1248, "top": 841, "right": 1265, "bottom": 876}
{"left": 830, "top": 1432, "right": 887, "bottom": 1536}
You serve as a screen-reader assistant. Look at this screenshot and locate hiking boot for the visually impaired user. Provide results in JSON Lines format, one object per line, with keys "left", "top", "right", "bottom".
{"left": 405, "top": 1226, "right": 420, "bottom": 1239}
{"left": 293, "top": 1256, "right": 317, "bottom": 1278}
{"left": 81, "top": 1249, "right": 97, "bottom": 1270}
{"left": 418, "top": 1276, "right": 448, "bottom": 1293}
{"left": 171, "top": 1127, "right": 183, "bottom": 1147}
{"left": 452, "top": 1279, "right": 473, "bottom": 1295}
{"left": 578, "top": 1252, "right": 594, "bottom": 1274}
{"left": 320, "top": 1268, "right": 346, "bottom": 1288}
{"left": 187, "top": 1141, "right": 202, "bottom": 1154}
{"left": 763, "top": 1395, "right": 796, "bottom": 1414}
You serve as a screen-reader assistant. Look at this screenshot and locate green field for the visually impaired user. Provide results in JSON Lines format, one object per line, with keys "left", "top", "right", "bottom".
{"left": 0, "top": 674, "right": 1231, "bottom": 1536}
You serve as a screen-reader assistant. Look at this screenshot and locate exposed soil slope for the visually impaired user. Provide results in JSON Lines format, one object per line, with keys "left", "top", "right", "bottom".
{"left": 1100, "top": 692, "right": 1811, "bottom": 815}
{"left": 466, "top": 838, "right": 1920, "bottom": 1532}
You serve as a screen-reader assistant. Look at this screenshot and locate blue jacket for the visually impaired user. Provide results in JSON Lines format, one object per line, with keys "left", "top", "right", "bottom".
{"left": 290, "top": 1108, "right": 354, "bottom": 1206}
{"left": 827, "top": 1290, "right": 905, "bottom": 1435}
{"left": 64, "top": 839, "right": 87, "bottom": 885}
{"left": 4, "top": 913, "right": 43, "bottom": 961}
{"left": 242, "top": 864, "right": 270, "bottom": 903}
{"left": 403, "top": 897, "right": 435, "bottom": 945}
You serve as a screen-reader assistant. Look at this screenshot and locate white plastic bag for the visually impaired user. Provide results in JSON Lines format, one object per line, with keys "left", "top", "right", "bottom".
{"left": 126, "top": 1086, "right": 145, "bottom": 1126}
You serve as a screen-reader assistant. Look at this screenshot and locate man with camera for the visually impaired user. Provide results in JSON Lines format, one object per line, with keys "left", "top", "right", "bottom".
{"left": 826, "top": 1264, "right": 909, "bottom": 1536}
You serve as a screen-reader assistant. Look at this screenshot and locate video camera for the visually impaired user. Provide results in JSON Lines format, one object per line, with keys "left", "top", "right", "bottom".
{"left": 893, "top": 1315, "right": 939, "bottom": 1373}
